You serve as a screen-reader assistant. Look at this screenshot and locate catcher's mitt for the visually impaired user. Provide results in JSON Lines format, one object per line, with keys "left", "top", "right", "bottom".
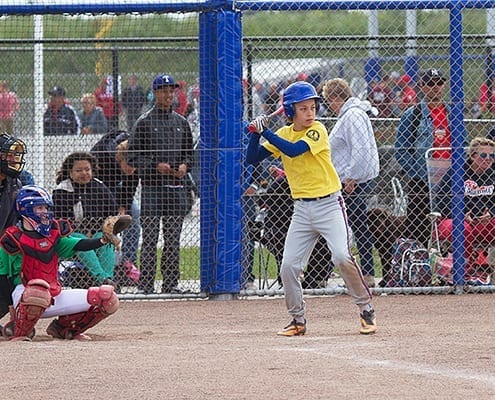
{"left": 101, "top": 215, "right": 133, "bottom": 250}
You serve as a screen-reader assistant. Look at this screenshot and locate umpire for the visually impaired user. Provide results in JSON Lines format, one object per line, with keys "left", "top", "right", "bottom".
{"left": 0, "top": 133, "right": 27, "bottom": 331}
{"left": 128, "top": 74, "right": 194, "bottom": 294}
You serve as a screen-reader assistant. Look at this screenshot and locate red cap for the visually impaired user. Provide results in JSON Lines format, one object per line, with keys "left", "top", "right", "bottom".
{"left": 296, "top": 72, "right": 308, "bottom": 81}
{"left": 398, "top": 74, "right": 412, "bottom": 85}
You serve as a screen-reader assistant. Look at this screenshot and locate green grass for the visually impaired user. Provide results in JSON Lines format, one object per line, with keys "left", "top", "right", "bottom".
{"left": 135, "top": 244, "right": 385, "bottom": 283}
{"left": 250, "top": 246, "right": 384, "bottom": 281}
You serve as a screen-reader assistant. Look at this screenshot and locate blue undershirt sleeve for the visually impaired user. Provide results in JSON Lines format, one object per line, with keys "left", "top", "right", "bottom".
{"left": 246, "top": 132, "right": 272, "bottom": 165}
{"left": 262, "top": 129, "right": 309, "bottom": 157}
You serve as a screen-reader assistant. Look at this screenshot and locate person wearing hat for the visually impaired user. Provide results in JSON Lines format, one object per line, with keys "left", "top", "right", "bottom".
{"left": 43, "top": 85, "right": 81, "bottom": 136}
{"left": 127, "top": 74, "right": 194, "bottom": 294}
{"left": 394, "top": 68, "right": 465, "bottom": 247}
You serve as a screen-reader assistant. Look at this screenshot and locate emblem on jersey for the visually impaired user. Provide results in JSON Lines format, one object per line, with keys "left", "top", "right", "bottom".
{"left": 39, "top": 240, "right": 49, "bottom": 248}
{"left": 306, "top": 129, "right": 320, "bottom": 141}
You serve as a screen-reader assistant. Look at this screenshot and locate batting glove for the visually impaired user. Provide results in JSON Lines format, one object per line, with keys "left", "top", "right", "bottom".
{"left": 249, "top": 115, "right": 269, "bottom": 134}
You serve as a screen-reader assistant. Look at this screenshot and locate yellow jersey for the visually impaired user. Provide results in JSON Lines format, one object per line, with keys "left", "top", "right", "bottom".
{"left": 263, "top": 121, "right": 342, "bottom": 199}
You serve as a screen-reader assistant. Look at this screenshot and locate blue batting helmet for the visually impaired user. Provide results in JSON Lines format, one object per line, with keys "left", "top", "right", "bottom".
{"left": 282, "top": 81, "right": 321, "bottom": 119}
{"left": 152, "top": 74, "right": 179, "bottom": 91}
{"left": 16, "top": 185, "right": 54, "bottom": 237}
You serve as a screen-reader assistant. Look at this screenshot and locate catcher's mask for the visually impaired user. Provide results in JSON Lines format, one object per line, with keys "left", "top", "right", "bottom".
{"left": 0, "top": 133, "right": 27, "bottom": 178}
{"left": 282, "top": 81, "right": 320, "bottom": 119}
{"left": 16, "top": 185, "right": 54, "bottom": 237}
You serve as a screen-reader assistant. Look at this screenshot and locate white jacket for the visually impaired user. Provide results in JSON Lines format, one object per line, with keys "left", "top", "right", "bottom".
{"left": 329, "top": 97, "right": 380, "bottom": 183}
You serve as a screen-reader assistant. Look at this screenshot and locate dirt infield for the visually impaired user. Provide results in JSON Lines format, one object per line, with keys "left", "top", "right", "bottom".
{"left": 2, "top": 293, "right": 495, "bottom": 400}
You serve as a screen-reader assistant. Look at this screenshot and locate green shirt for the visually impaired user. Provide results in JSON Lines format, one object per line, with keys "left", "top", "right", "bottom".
{"left": 0, "top": 235, "right": 82, "bottom": 286}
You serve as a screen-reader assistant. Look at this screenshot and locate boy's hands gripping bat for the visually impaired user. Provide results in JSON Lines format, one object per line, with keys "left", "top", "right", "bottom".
{"left": 248, "top": 106, "right": 285, "bottom": 133}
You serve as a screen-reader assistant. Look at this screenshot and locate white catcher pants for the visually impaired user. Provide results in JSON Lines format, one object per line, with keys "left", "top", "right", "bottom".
{"left": 13, "top": 284, "right": 91, "bottom": 319}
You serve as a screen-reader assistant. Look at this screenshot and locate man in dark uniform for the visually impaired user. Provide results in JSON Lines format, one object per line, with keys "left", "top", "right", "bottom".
{"left": 128, "top": 74, "right": 194, "bottom": 294}
{"left": 0, "top": 133, "right": 27, "bottom": 331}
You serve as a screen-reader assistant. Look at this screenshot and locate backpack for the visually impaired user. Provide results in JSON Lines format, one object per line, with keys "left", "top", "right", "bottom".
{"left": 388, "top": 238, "right": 431, "bottom": 287}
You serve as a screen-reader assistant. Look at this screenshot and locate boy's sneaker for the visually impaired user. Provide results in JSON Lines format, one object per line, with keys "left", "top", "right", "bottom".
{"left": 359, "top": 309, "right": 377, "bottom": 334}
{"left": 277, "top": 319, "right": 306, "bottom": 336}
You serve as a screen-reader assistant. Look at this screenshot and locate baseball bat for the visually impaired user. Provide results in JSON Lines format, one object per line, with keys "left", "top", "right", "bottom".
{"left": 248, "top": 106, "right": 285, "bottom": 132}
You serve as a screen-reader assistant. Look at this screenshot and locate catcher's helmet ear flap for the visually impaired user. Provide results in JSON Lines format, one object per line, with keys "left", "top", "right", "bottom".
{"left": 282, "top": 81, "right": 321, "bottom": 119}
{"left": 0, "top": 133, "right": 27, "bottom": 178}
{"left": 16, "top": 185, "right": 54, "bottom": 237}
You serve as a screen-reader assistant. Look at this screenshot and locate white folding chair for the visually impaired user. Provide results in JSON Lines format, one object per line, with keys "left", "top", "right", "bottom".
{"left": 425, "top": 148, "right": 452, "bottom": 254}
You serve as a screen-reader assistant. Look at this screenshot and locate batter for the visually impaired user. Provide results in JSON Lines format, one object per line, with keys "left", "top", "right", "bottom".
{"left": 246, "top": 81, "right": 376, "bottom": 336}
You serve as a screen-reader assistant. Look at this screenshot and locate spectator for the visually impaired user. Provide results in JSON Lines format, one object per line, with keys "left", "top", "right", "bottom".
{"left": 94, "top": 76, "right": 120, "bottom": 130}
{"left": 368, "top": 76, "right": 394, "bottom": 118}
{"left": 173, "top": 80, "right": 188, "bottom": 116}
{"left": 185, "top": 81, "right": 200, "bottom": 143}
{"left": 0, "top": 80, "right": 20, "bottom": 135}
{"left": 0, "top": 133, "right": 27, "bottom": 330}
{"left": 264, "top": 82, "right": 280, "bottom": 112}
{"left": 52, "top": 151, "right": 118, "bottom": 286}
{"left": 127, "top": 73, "right": 194, "bottom": 294}
{"left": 188, "top": 80, "right": 200, "bottom": 105}
{"left": 252, "top": 81, "right": 266, "bottom": 117}
{"left": 394, "top": 68, "right": 461, "bottom": 247}
{"left": 323, "top": 78, "right": 380, "bottom": 288}
{"left": 121, "top": 75, "right": 146, "bottom": 131}
{"left": 395, "top": 74, "right": 417, "bottom": 115}
{"left": 79, "top": 93, "right": 108, "bottom": 135}
{"left": 115, "top": 139, "right": 141, "bottom": 269}
{"left": 247, "top": 81, "right": 376, "bottom": 336}
{"left": 90, "top": 130, "right": 131, "bottom": 195}
{"left": 43, "top": 86, "right": 80, "bottom": 136}
{"left": 296, "top": 72, "right": 309, "bottom": 82}
{"left": 388, "top": 71, "right": 401, "bottom": 93}
{"left": 0, "top": 185, "right": 119, "bottom": 341}
{"left": 435, "top": 137, "right": 495, "bottom": 284}
{"left": 89, "top": 131, "right": 140, "bottom": 292}
{"left": 477, "top": 79, "right": 495, "bottom": 117}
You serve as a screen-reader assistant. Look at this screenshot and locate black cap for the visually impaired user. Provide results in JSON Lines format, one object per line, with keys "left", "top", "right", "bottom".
{"left": 48, "top": 86, "right": 66, "bottom": 96}
{"left": 420, "top": 69, "right": 446, "bottom": 85}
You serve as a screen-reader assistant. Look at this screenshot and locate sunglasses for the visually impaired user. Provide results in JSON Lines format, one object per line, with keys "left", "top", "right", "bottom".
{"left": 477, "top": 152, "right": 495, "bottom": 159}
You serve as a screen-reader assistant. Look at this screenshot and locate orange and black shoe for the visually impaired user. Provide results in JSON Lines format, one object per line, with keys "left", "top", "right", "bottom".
{"left": 277, "top": 319, "right": 306, "bottom": 336}
{"left": 359, "top": 309, "right": 377, "bottom": 335}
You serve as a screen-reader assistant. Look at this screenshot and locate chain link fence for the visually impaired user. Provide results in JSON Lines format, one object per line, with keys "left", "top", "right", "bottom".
{"left": 1, "top": 4, "right": 495, "bottom": 297}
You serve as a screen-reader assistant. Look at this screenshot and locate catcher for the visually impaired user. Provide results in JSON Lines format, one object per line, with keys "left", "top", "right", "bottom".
{"left": 0, "top": 185, "right": 131, "bottom": 341}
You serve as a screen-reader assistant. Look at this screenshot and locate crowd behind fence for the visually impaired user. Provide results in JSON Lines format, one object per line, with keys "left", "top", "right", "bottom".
{"left": 2, "top": 5, "right": 495, "bottom": 297}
